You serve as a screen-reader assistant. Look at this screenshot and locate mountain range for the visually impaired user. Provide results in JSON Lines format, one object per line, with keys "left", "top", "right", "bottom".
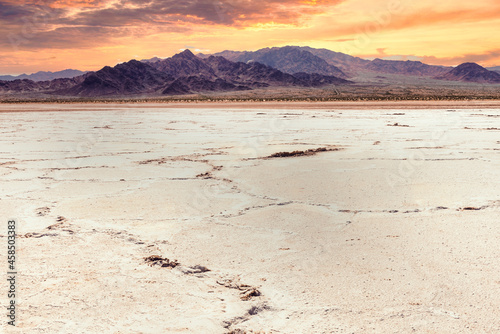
{"left": 0, "top": 49, "right": 351, "bottom": 97}
{"left": 1, "top": 46, "right": 500, "bottom": 99}
{"left": 0, "top": 69, "right": 86, "bottom": 82}
{"left": 141, "top": 46, "right": 500, "bottom": 85}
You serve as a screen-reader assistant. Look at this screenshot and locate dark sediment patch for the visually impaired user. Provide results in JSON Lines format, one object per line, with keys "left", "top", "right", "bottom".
{"left": 459, "top": 206, "right": 487, "bottom": 211}
{"left": 387, "top": 122, "right": 410, "bottom": 127}
{"left": 464, "top": 127, "right": 500, "bottom": 130}
{"left": 217, "top": 277, "right": 261, "bottom": 301}
{"left": 265, "top": 147, "right": 341, "bottom": 158}
{"left": 196, "top": 172, "right": 213, "bottom": 179}
{"left": 409, "top": 146, "right": 445, "bottom": 149}
{"left": 144, "top": 255, "right": 179, "bottom": 268}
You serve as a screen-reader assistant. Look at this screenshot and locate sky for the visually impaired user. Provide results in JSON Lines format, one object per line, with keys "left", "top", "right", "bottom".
{"left": 1, "top": 0, "right": 500, "bottom": 75}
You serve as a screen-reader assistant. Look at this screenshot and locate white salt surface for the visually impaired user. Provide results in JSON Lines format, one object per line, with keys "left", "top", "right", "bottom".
{"left": 0, "top": 104, "right": 499, "bottom": 333}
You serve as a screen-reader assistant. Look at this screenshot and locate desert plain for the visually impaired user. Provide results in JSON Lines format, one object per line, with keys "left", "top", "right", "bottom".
{"left": 0, "top": 101, "right": 499, "bottom": 333}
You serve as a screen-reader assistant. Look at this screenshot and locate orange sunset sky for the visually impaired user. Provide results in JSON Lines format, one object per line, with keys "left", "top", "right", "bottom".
{"left": 1, "top": 0, "right": 500, "bottom": 75}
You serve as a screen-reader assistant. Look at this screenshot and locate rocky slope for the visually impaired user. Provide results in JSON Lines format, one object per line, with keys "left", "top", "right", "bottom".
{"left": 293, "top": 46, "right": 371, "bottom": 75}
{"left": 203, "top": 46, "right": 347, "bottom": 78}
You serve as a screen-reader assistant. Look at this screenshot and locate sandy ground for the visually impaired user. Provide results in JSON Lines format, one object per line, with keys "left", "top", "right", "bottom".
{"left": 2, "top": 99, "right": 500, "bottom": 111}
{"left": 0, "top": 103, "right": 499, "bottom": 333}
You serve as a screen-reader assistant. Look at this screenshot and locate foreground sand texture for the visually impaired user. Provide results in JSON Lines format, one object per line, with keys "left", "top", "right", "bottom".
{"left": 1, "top": 103, "right": 499, "bottom": 333}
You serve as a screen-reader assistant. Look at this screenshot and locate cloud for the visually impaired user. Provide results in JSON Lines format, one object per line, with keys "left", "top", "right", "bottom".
{"left": 0, "top": 0, "right": 344, "bottom": 27}
{"left": 309, "top": 4, "right": 500, "bottom": 47}
{"left": 2, "top": 24, "right": 192, "bottom": 50}
{"left": 0, "top": 0, "right": 344, "bottom": 50}
{"left": 2, "top": 0, "right": 500, "bottom": 72}
{"left": 0, "top": 2, "right": 34, "bottom": 19}
{"left": 378, "top": 7, "right": 500, "bottom": 33}
{"left": 59, "top": 0, "right": 345, "bottom": 27}
{"left": 324, "top": 38, "right": 356, "bottom": 42}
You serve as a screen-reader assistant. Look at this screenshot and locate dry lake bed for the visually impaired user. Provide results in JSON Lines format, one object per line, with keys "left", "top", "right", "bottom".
{"left": 0, "top": 103, "right": 499, "bottom": 333}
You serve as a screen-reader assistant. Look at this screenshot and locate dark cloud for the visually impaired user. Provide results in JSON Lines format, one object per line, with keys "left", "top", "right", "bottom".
{"left": 0, "top": 0, "right": 342, "bottom": 28}
{"left": 58, "top": 0, "right": 344, "bottom": 27}
{"left": 0, "top": 0, "right": 195, "bottom": 49}
{"left": 0, "top": 2, "right": 67, "bottom": 31}
{"left": 27, "top": 0, "right": 108, "bottom": 7}
{"left": 0, "top": 2, "right": 34, "bottom": 19}
{"left": 0, "top": 2, "right": 69, "bottom": 50}
{"left": 0, "top": 0, "right": 343, "bottom": 50}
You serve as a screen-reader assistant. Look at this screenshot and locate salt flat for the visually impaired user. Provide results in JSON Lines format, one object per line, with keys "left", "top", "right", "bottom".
{"left": 1, "top": 103, "right": 499, "bottom": 333}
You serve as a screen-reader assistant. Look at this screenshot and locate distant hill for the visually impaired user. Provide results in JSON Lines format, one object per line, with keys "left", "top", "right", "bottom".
{"left": 140, "top": 57, "right": 165, "bottom": 64}
{"left": 203, "top": 46, "right": 347, "bottom": 78}
{"left": 0, "top": 76, "right": 84, "bottom": 94}
{"left": 0, "top": 69, "right": 86, "bottom": 82}
{"left": 435, "top": 62, "right": 500, "bottom": 83}
{"left": 487, "top": 66, "right": 500, "bottom": 74}
{"left": 364, "top": 58, "right": 450, "bottom": 76}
